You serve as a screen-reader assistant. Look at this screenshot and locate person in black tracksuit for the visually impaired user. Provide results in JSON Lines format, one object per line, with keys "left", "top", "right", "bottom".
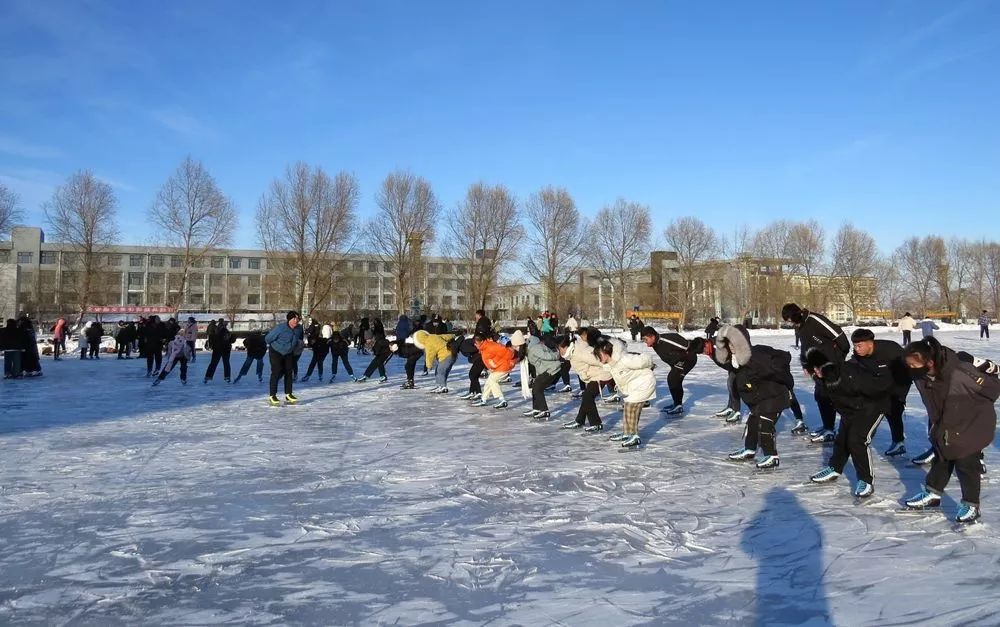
{"left": 143, "top": 317, "right": 165, "bottom": 375}
{"left": 640, "top": 326, "right": 703, "bottom": 414}
{"left": 234, "top": 330, "right": 267, "bottom": 383}
{"left": 204, "top": 321, "right": 235, "bottom": 383}
{"left": 358, "top": 333, "right": 392, "bottom": 381}
{"left": 302, "top": 328, "right": 331, "bottom": 382}
{"left": 849, "top": 328, "right": 912, "bottom": 457}
{"left": 395, "top": 341, "right": 425, "bottom": 389}
{"left": 806, "top": 345, "right": 894, "bottom": 497}
{"left": 458, "top": 336, "right": 483, "bottom": 399}
{"left": 716, "top": 325, "right": 792, "bottom": 470}
{"left": 628, "top": 314, "right": 643, "bottom": 341}
{"left": 704, "top": 317, "right": 720, "bottom": 340}
{"left": 782, "top": 303, "right": 849, "bottom": 442}
{"left": 328, "top": 330, "right": 355, "bottom": 381}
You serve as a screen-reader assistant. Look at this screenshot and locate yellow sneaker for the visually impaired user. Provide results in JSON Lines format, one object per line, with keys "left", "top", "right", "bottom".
{"left": 285, "top": 393, "right": 298, "bottom": 404}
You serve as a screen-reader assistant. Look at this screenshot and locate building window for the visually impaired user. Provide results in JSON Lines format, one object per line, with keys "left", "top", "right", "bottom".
{"left": 247, "top": 294, "right": 260, "bottom": 305}
{"left": 150, "top": 254, "right": 164, "bottom": 267}
{"left": 368, "top": 277, "right": 379, "bottom": 289}
{"left": 148, "top": 272, "right": 164, "bottom": 287}
{"left": 369, "top": 261, "right": 378, "bottom": 273}
{"left": 384, "top": 262, "right": 394, "bottom": 272}
{"left": 456, "top": 279, "right": 466, "bottom": 290}
{"left": 209, "top": 274, "right": 224, "bottom": 288}
{"left": 128, "top": 272, "right": 144, "bottom": 289}
{"left": 0, "top": 250, "right": 9, "bottom": 263}
{"left": 229, "top": 257, "right": 242, "bottom": 269}
{"left": 148, "top": 292, "right": 164, "bottom": 305}
{"left": 429, "top": 263, "right": 438, "bottom": 274}
{"left": 352, "top": 261, "right": 364, "bottom": 272}
{"left": 193, "top": 258, "right": 206, "bottom": 268}
{"left": 190, "top": 293, "right": 204, "bottom": 305}
{"left": 368, "top": 295, "right": 378, "bottom": 306}
{"left": 457, "top": 295, "right": 465, "bottom": 306}
{"left": 171, "top": 255, "right": 183, "bottom": 267}
{"left": 457, "top": 264, "right": 467, "bottom": 275}
{"left": 247, "top": 275, "right": 260, "bottom": 288}
{"left": 248, "top": 257, "right": 261, "bottom": 270}
{"left": 107, "top": 254, "right": 122, "bottom": 266}
{"left": 39, "top": 251, "right": 58, "bottom": 264}
{"left": 17, "top": 252, "right": 33, "bottom": 264}
{"left": 130, "top": 254, "right": 144, "bottom": 267}
{"left": 383, "top": 294, "right": 394, "bottom": 305}
{"left": 127, "top": 293, "right": 142, "bottom": 305}
{"left": 211, "top": 257, "right": 224, "bottom": 269}
{"left": 210, "top": 293, "right": 223, "bottom": 305}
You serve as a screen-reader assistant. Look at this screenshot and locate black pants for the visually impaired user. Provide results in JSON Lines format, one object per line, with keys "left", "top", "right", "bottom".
{"left": 575, "top": 380, "right": 602, "bottom": 426}
{"left": 726, "top": 371, "right": 741, "bottom": 412}
{"left": 789, "top": 392, "right": 804, "bottom": 421}
{"left": 53, "top": 340, "right": 62, "bottom": 360}
{"left": 291, "top": 353, "right": 302, "bottom": 379}
{"left": 902, "top": 330, "right": 912, "bottom": 344}
{"left": 89, "top": 341, "right": 100, "bottom": 358}
{"left": 404, "top": 353, "right": 422, "bottom": 381}
{"left": 744, "top": 412, "right": 779, "bottom": 456}
{"left": 630, "top": 330, "right": 638, "bottom": 341}
{"left": 305, "top": 349, "right": 329, "bottom": 379}
{"left": 117, "top": 341, "right": 131, "bottom": 358}
{"left": 237, "top": 354, "right": 264, "bottom": 380}
{"left": 531, "top": 371, "right": 558, "bottom": 411}
{"left": 187, "top": 341, "right": 197, "bottom": 362}
{"left": 364, "top": 354, "right": 391, "bottom": 378}
{"left": 205, "top": 349, "right": 232, "bottom": 381}
{"left": 158, "top": 357, "right": 188, "bottom": 382}
{"left": 331, "top": 350, "right": 354, "bottom": 376}
{"left": 982, "top": 325, "right": 990, "bottom": 339}
{"left": 146, "top": 350, "right": 162, "bottom": 373}
{"left": 269, "top": 349, "right": 296, "bottom": 396}
{"left": 814, "top": 380, "right": 838, "bottom": 431}
{"left": 468, "top": 354, "right": 484, "bottom": 393}
{"left": 828, "top": 412, "right": 882, "bottom": 484}
{"left": 926, "top": 451, "right": 983, "bottom": 505}
{"left": 560, "top": 359, "right": 571, "bottom": 386}
{"left": 884, "top": 396, "right": 906, "bottom": 443}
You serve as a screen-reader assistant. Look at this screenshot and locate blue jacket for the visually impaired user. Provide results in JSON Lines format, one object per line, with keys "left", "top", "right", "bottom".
{"left": 265, "top": 322, "right": 303, "bottom": 355}
{"left": 395, "top": 315, "right": 412, "bottom": 341}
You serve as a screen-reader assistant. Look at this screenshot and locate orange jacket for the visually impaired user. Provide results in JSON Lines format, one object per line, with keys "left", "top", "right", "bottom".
{"left": 479, "top": 339, "right": 516, "bottom": 373}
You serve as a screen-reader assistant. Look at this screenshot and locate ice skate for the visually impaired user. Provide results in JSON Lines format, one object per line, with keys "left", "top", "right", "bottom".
{"left": 562, "top": 421, "right": 583, "bottom": 429}
{"left": 810, "top": 466, "right": 840, "bottom": 483}
{"left": 284, "top": 393, "right": 298, "bottom": 404}
{"left": 884, "top": 441, "right": 906, "bottom": 457}
{"left": 268, "top": 395, "right": 280, "bottom": 406}
{"left": 912, "top": 449, "right": 936, "bottom": 465}
{"left": 714, "top": 407, "right": 736, "bottom": 418}
{"left": 492, "top": 400, "right": 508, "bottom": 410}
{"left": 584, "top": 424, "right": 604, "bottom": 433}
{"left": 620, "top": 434, "right": 641, "bottom": 449}
{"left": 809, "top": 429, "right": 835, "bottom": 443}
{"left": 790, "top": 420, "right": 808, "bottom": 435}
{"left": 661, "top": 403, "right": 684, "bottom": 416}
{"left": 956, "top": 503, "right": 981, "bottom": 523}
{"left": 854, "top": 480, "right": 874, "bottom": 498}
{"left": 755, "top": 455, "right": 780, "bottom": 470}
{"left": 728, "top": 448, "right": 756, "bottom": 461}
{"left": 905, "top": 490, "right": 941, "bottom": 509}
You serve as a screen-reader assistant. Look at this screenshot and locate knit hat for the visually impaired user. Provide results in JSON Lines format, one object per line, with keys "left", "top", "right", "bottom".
{"left": 510, "top": 330, "right": 526, "bottom": 347}
{"left": 640, "top": 326, "right": 658, "bottom": 338}
{"left": 851, "top": 328, "right": 875, "bottom": 343}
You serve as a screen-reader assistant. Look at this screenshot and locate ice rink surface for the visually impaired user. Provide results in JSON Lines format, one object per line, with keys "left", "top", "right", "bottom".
{"left": 1, "top": 328, "right": 998, "bottom": 625}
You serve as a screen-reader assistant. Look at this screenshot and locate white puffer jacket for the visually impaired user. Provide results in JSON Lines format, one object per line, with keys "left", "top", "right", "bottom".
{"left": 898, "top": 316, "right": 916, "bottom": 332}
{"left": 602, "top": 337, "right": 657, "bottom": 403}
{"left": 565, "top": 340, "right": 606, "bottom": 383}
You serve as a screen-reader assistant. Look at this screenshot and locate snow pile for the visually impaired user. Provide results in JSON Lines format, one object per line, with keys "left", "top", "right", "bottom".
{"left": 1, "top": 332, "right": 998, "bottom": 624}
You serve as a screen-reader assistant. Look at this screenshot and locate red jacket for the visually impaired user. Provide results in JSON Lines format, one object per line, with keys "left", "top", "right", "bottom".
{"left": 479, "top": 339, "right": 516, "bottom": 373}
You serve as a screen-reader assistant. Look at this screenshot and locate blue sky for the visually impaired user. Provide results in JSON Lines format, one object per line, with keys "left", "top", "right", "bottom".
{"left": 2, "top": 0, "right": 998, "bottom": 255}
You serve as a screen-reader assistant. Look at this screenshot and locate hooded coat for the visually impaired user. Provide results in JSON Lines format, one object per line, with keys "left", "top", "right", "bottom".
{"left": 564, "top": 339, "right": 606, "bottom": 383}
{"left": 715, "top": 325, "right": 793, "bottom": 414}
{"left": 524, "top": 335, "right": 562, "bottom": 377}
{"left": 600, "top": 337, "right": 656, "bottom": 403}
{"left": 479, "top": 339, "right": 516, "bottom": 373}
{"left": 412, "top": 330, "right": 455, "bottom": 369}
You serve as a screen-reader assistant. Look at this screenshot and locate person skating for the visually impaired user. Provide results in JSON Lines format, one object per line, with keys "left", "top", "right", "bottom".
{"left": 152, "top": 333, "right": 193, "bottom": 386}
{"left": 233, "top": 329, "right": 267, "bottom": 383}
{"left": 898, "top": 312, "right": 916, "bottom": 345}
{"left": 412, "top": 329, "right": 455, "bottom": 393}
{"left": 627, "top": 313, "right": 643, "bottom": 342}
{"left": 265, "top": 311, "right": 302, "bottom": 405}
{"left": 356, "top": 316, "right": 371, "bottom": 354}
{"left": 903, "top": 337, "right": 1000, "bottom": 523}
{"left": 512, "top": 330, "right": 562, "bottom": 419}
{"left": 715, "top": 325, "right": 792, "bottom": 470}
{"left": 301, "top": 324, "right": 332, "bottom": 382}
{"left": 183, "top": 317, "right": 199, "bottom": 362}
{"left": 356, "top": 332, "right": 392, "bottom": 383}
{"left": 595, "top": 336, "right": 656, "bottom": 449}
{"left": 394, "top": 314, "right": 412, "bottom": 342}
{"left": 558, "top": 334, "right": 606, "bottom": 431}
{"left": 395, "top": 338, "right": 425, "bottom": 389}
{"left": 457, "top": 334, "right": 484, "bottom": 400}
{"left": 781, "top": 302, "right": 850, "bottom": 443}
{"left": 639, "top": 325, "right": 704, "bottom": 415}
{"left": 848, "top": 328, "right": 913, "bottom": 457}
{"left": 979, "top": 310, "right": 991, "bottom": 340}
{"left": 805, "top": 344, "right": 895, "bottom": 498}
{"left": 203, "top": 320, "right": 235, "bottom": 383}
{"left": 469, "top": 332, "right": 517, "bottom": 409}
{"left": 917, "top": 316, "right": 939, "bottom": 338}
{"left": 327, "top": 329, "right": 356, "bottom": 382}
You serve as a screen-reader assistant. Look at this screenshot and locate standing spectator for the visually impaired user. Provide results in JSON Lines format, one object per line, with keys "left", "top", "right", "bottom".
{"left": 265, "top": 311, "right": 303, "bottom": 405}
{"left": 627, "top": 313, "right": 643, "bottom": 342}
{"left": 86, "top": 319, "right": 104, "bottom": 360}
{"left": 204, "top": 320, "right": 235, "bottom": 383}
{"left": 898, "top": 312, "right": 916, "bottom": 345}
{"left": 17, "top": 315, "right": 42, "bottom": 376}
{"left": 114, "top": 321, "right": 129, "bottom": 359}
{"left": 704, "top": 317, "right": 720, "bottom": 340}
{"left": 50, "top": 317, "right": 67, "bottom": 360}
{"left": 142, "top": 316, "right": 166, "bottom": 375}
{"left": 565, "top": 313, "right": 579, "bottom": 335}
{"left": 979, "top": 310, "right": 991, "bottom": 340}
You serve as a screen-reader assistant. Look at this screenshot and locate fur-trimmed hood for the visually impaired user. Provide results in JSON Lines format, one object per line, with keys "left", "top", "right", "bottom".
{"left": 412, "top": 329, "right": 428, "bottom": 350}
{"left": 716, "top": 324, "right": 752, "bottom": 367}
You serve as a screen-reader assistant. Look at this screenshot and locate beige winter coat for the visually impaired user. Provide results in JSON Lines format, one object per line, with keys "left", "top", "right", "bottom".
{"left": 565, "top": 340, "right": 607, "bottom": 383}
{"left": 898, "top": 316, "right": 916, "bottom": 332}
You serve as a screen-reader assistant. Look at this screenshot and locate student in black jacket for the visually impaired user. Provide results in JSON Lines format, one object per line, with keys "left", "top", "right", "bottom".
{"left": 640, "top": 326, "right": 703, "bottom": 415}
{"left": 457, "top": 335, "right": 484, "bottom": 400}
{"left": 302, "top": 325, "right": 332, "bottom": 382}
{"left": 395, "top": 340, "right": 425, "bottom": 389}
{"left": 328, "top": 330, "right": 356, "bottom": 382}
{"left": 806, "top": 344, "right": 894, "bottom": 498}
{"left": 717, "top": 325, "right": 792, "bottom": 470}
{"left": 204, "top": 320, "right": 235, "bottom": 383}
{"left": 234, "top": 330, "right": 267, "bottom": 383}
{"left": 782, "top": 303, "right": 850, "bottom": 443}
{"left": 849, "top": 328, "right": 912, "bottom": 457}
{"left": 357, "top": 332, "right": 392, "bottom": 382}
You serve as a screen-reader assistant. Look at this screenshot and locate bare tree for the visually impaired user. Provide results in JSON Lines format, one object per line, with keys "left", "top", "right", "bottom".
{"left": 585, "top": 198, "right": 652, "bottom": 323}
{"left": 444, "top": 182, "right": 524, "bottom": 316}
{"left": 946, "top": 237, "right": 973, "bottom": 319}
{"left": 0, "top": 183, "right": 24, "bottom": 238}
{"left": 831, "top": 223, "right": 878, "bottom": 320}
{"left": 893, "top": 236, "right": 940, "bottom": 314}
{"left": 983, "top": 241, "right": 1000, "bottom": 314}
{"left": 521, "top": 186, "right": 587, "bottom": 314}
{"left": 366, "top": 170, "right": 441, "bottom": 315}
{"left": 750, "top": 220, "right": 795, "bottom": 320}
{"left": 148, "top": 157, "right": 237, "bottom": 309}
{"left": 786, "top": 220, "right": 827, "bottom": 310}
{"left": 256, "top": 163, "right": 359, "bottom": 315}
{"left": 664, "top": 216, "right": 717, "bottom": 326}
{"left": 43, "top": 171, "right": 119, "bottom": 320}
{"left": 874, "top": 258, "right": 904, "bottom": 315}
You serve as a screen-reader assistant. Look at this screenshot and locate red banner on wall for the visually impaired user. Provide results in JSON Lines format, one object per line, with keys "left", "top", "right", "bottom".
{"left": 86, "top": 306, "right": 177, "bottom": 314}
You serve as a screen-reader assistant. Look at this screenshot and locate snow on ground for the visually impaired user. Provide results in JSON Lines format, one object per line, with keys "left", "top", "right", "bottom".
{"left": 1, "top": 330, "right": 999, "bottom": 625}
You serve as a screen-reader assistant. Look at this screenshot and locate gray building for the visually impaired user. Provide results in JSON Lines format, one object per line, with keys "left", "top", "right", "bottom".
{"left": 1, "top": 226, "right": 474, "bottom": 322}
